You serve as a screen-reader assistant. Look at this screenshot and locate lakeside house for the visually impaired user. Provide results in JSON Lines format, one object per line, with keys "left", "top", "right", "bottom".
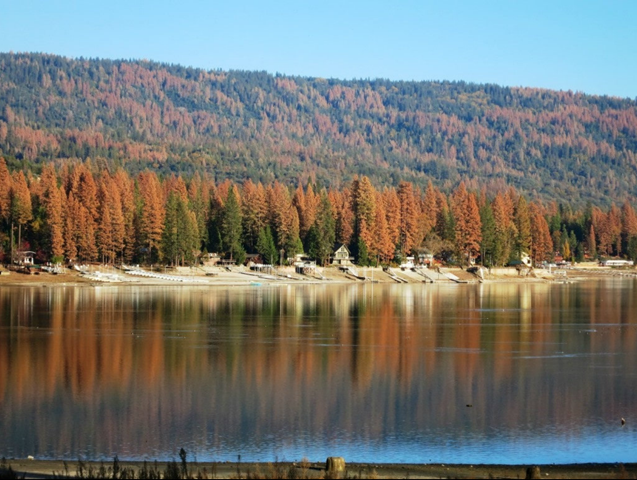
{"left": 332, "top": 244, "right": 353, "bottom": 266}
{"left": 16, "top": 251, "right": 35, "bottom": 266}
{"left": 599, "top": 259, "right": 634, "bottom": 267}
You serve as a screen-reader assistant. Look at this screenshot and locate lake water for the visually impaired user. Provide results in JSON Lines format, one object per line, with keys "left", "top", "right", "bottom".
{"left": 0, "top": 281, "right": 636, "bottom": 464}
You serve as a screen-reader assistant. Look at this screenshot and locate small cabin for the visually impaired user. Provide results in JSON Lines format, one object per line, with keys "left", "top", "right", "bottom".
{"left": 202, "top": 252, "right": 221, "bottom": 266}
{"left": 295, "top": 261, "right": 316, "bottom": 275}
{"left": 16, "top": 251, "right": 36, "bottom": 266}
{"left": 250, "top": 263, "right": 274, "bottom": 273}
{"left": 332, "top": 244, "right": 353, "bottom": 266}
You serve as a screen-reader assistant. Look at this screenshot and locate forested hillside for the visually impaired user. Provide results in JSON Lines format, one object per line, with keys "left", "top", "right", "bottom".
{"left": 1, "top": 53, "right": 637, "bottom": 206}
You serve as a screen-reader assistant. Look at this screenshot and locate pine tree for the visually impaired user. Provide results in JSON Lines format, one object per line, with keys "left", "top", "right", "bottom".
{"left": 329, "top": 188, "right": 354, "bottom": 247}
{"left": 397, "top": 181, "right": 419, "bottom": 255}
{"left": 162, "top": 193, "right": 180, "bottom": 265}
{"left": 514, "top": 195, "right": 532, "bottom": 259}
{"left": 0, "top": 158, "right": 11, "bottom": 223}
{"left": 383, "top": 187, "right": 401, "bottom": 246}
{"left": 351, "top": 176, "right": 377, "bottom": 254}
{"left": 306, "top": 191, "right": 336, "bottom": 266}
{"left": 621, "top": 201, "right": 637, "bottom": 256}
{"left": 138, "top": 171, "right": 165, "bottom": 262}
{"left": 530, "top": 205, "right": 553, "bottom": 265}
{"left": 283, "top": 205, "right": 303, "bottom": 259}
{"left": 607, "top": 204, "right": 622, "bottom": 256}
{"left": 452, "top": 184, "right": 482, "bottom": 266}
{"left": 242, "top": 179, "right": 267, "bottom": 251}
{"left": 76, "top": 204, "right": 98, "bottom": 261}
{"left": 64, "top": 191, "right": 78, "bottom": 262}
{"left": 40, "top": 164, "right": 65, "bottom": 260}
{"left": 256, "top": 226, "right": 278, "bottom": 266}
{"left": 588, "top": 224, "right": 597, "bottom": 260}
{"left": 421, "top": 181, "right": 439, "bottom": 237}
{"left": 188, "top": 172, "right": 209, "bottom": 251}
{"left": 492, "top": 193, "right": 517, "bottom": 266}
{"left": 113, "top": 169, "right": 137, "bottom": 263}
{"left": 97, "top": 204, "right": 114, "bottom": 262}
{"left": 479, "top": 202, "right": 496, "bottom": 266}
{"left": 370, "top": 192, "right": 394, "bottom": 264}
{"left": 294, "top": 183, "right": 319, "bottom": 242}
{"left": 221, "top": 186, "right": 243, "bottom": 261}
{"left": 10, "top": 171, "right": 33, "bottom": 254}
{"left": 562, "top": 240, "right": 571, "bottom": 262}
{"left": 96, "top": 174, "right": 125, "bottom": 263}
{"left": 267, "top": 181, "right": 290, "bottom": 249}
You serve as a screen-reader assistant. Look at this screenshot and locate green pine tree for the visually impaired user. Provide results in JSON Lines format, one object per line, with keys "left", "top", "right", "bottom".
{"left": 221, "top": 188, "right": 243, "bottom": 261}
{"left": 257, "top": 226, "right": 278, "bottom": 265}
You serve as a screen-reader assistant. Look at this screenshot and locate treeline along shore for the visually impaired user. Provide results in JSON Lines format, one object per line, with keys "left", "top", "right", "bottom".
{"left": 0, "top": 158, "right": 637, "bottom": 267}
{"left": 2, "top": 157, "right": 637, "bottom": 273}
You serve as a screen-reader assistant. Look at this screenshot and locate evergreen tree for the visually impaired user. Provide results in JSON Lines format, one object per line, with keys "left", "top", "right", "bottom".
{"left": 492, "top": 193, "right": 516, "bottom": 266}
{"left": 530, "top": 207, "right": 553, "bottom": 265}
{"left": 242, "top": 179, "right": 267, "bottom": 252}
{"left": 10, "top": 171, "right": 32, "bottom": 254}
{"left": 370, "top": 192, "right": 395, "bottom": 264}
{"left": 627, "top": 236, "right": 637, "bottom": 262}
{"left": 514, "top": 195, "right": 532, "bottom": 259}
{"left": 282, "top": 205, "right": 303, "bottom": 260}
{"left": 621, "top": 201, "right": 637, "bottom": 256}
{"left": 188, "top": 172, "right": 210, "bottom": 251}
{"left": 221, "top": 186, "right": 243, "bottom": 261}
{"left": 357, "top": 237, "right": 371, "bottom": 266}
{"left": 562, "top": 240, "right": 571, "bottom": 262}
{"left": 113, "top": 169, "right": 137, "bottom": 263}
{"left": 162, "top": 193, "right": 200, "bottom": 266}
{"left": 40, "top": 164, "right": 65, "bottom": 261}
{"left": 0, "top": 158, "right": 11, "bottom": 223}
{"left": 452, "top": 183, "right": 482, "bottom": 266}
{"left": 162, "top": 193, "right": 180, "bottom": 265}
{"left": 479, "top": 202, "right": 496, "bottom": 267}
{"left": 351, "top": 176, "right": 376, "bottom": 255}
{"left": 256, "top": 226, "right": 278, "bottom": 265}
{"left": 588, "top": 224, "right": 597, "bottom": 259}
{"left": 306, "top": 192, "right": 336, "bottom": 266}
{"left": 330, "top": 188, "right": 354, "bottom": 247}
{"left": 138, "top": 171, "right": 165, "bottom": 262}
{"left": 397, "top": 181, "right": 419, "bottom": 255}
{"left": 383, "top": 187, "right": 401, "bottom": 246}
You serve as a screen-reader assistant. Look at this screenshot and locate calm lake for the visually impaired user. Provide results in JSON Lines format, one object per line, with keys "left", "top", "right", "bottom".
{"left": 1, "top": 281, "right": 636, "bottom": 464}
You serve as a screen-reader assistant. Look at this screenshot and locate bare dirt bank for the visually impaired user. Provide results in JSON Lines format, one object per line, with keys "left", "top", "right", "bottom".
{"left": 2, "top": 458, "right": 636, "bottom": 479}
{"left": 1, "top": 263, "right": 634, "bottom": 289}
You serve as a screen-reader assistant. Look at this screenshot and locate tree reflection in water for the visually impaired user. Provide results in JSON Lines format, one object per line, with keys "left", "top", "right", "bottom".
{"left": 0, "top": 281, "right": 636, "bottom": 463}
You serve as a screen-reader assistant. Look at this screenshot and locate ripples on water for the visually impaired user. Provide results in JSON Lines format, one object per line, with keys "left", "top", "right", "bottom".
{"left": 0, "top": 280, "right": 636, "bottom": 464}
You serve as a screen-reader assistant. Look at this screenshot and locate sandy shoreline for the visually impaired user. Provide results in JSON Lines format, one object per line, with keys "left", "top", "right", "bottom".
{"left": 1, "top": 458, "right": 636, "bottom": 479}
{"left": 1, "top": 263, "right": 634, "bottom": 288}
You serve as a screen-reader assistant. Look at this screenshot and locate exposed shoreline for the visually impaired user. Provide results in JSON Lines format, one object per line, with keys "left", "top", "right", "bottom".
{"left": 2, "top": 458, "right": 636, "bottom": 479}
{"left": 1, "top": 263, "right": 635, "bottom": 288}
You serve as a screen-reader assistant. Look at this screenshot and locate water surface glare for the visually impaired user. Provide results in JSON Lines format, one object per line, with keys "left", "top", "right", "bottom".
{"left": 1, "top": 280, "right": 636, "bottom": 464}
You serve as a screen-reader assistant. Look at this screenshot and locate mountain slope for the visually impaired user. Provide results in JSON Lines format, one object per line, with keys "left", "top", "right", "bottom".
{"left": 1, "top": 52, "right": 636, "bottom": 205}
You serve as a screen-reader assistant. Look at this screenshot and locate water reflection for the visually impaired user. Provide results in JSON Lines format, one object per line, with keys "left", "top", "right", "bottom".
{"left": 0, "top": 281, "right": 636, "bottom": 463}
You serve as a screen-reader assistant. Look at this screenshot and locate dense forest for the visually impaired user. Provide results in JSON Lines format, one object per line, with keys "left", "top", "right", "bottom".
{"left": 2, "top": 157, "right": 637, "bottom": 267}
{"left": 1, "top": 53, "right": 637, "bottom": 208}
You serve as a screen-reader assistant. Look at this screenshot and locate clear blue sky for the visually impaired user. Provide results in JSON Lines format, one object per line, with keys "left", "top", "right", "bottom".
{"left": 1, "top": 0, "right": 635, "bottom": 99}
